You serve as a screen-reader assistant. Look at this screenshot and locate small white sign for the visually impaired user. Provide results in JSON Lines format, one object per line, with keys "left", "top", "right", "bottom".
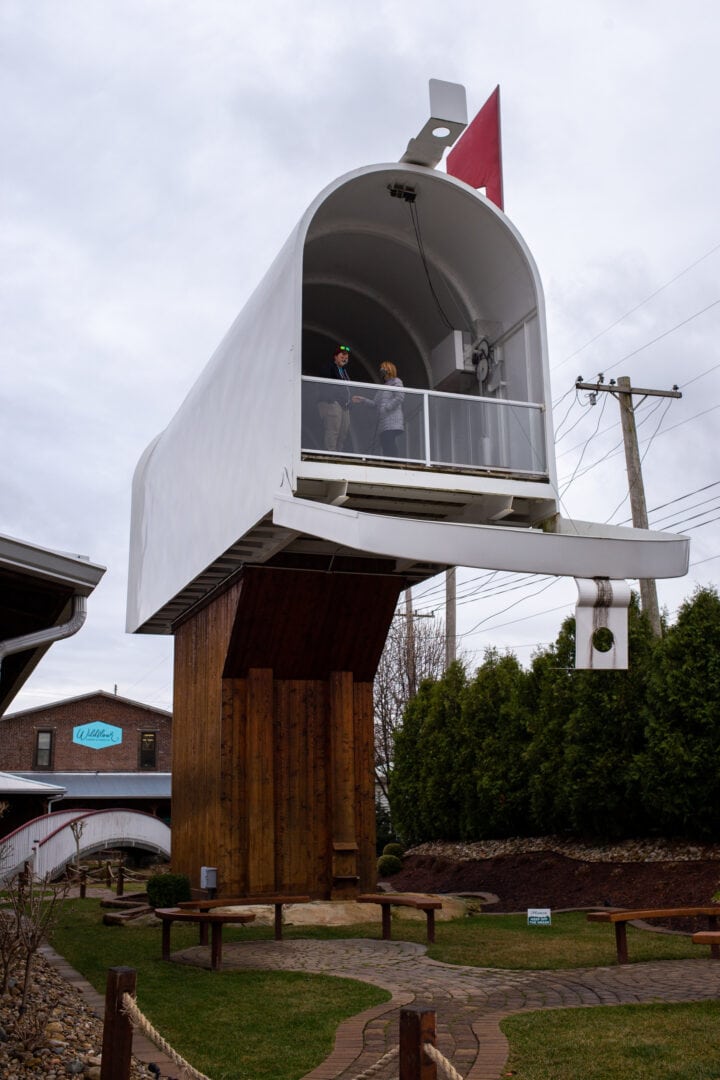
{"left": 527, "top": 908, "right": 552, "bottom": 926}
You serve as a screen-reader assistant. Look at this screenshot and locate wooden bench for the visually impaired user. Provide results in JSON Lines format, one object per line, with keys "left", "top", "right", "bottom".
{"left": 176, "top": 895, "right": 311, "bottom": 941}
{"left": 587, "top": 907, "right": 720, "bottom": 963}
{"left": 154, "top": 907, "right": 256, "bottom": 970}
{"left": 357, "top": 893, "right": 443, "bottom": 944}
{"left": 691, "top": 930, "right": 720, "bottom": 958}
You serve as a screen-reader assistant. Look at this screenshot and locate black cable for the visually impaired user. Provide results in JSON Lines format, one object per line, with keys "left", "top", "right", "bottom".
{"left": 408, "top": 200, "right": 456, "bottom": 331}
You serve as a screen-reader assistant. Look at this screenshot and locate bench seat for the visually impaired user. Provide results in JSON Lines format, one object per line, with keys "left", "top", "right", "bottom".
{"left": 154, "top": 907, "right": 256, "bottom": 970}
{"left": 587, "top": 906, "right": 720, "bottom": 963}
{"left": 357, "top": 893, "right": 442, "bottom": 943}
{"left": 176, "top": 895, "right": 311, "bottom": 940}
{"left": 691, "top": 930, "right": 720, "bottom": 958}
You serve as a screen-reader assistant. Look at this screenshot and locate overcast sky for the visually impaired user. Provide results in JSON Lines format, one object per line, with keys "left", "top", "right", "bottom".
{"left": 3, "top": 0, "right": 720, "bottom": 713}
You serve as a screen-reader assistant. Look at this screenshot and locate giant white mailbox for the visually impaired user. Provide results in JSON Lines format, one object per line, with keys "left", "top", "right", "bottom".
{"left": 127, "top": 82, "right": 688, "bottom": 668}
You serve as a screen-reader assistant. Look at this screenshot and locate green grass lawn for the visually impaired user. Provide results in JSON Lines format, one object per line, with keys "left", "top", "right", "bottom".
{"left": 502, "top": 1001, "right": 720, "bottom": 1080}
{"left": 50, "top": 901, "right": 716, "bottom": 1079}
{"left": 52, "top": 900, "right": 388, "bottom": 1080}
{"left": 272, "top": 911, "right": 705, "bottom": 969}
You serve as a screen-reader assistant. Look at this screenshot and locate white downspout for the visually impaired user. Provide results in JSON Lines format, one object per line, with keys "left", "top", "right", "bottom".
{"left": 0, "top": 594, "right": 87, "bottom": 680}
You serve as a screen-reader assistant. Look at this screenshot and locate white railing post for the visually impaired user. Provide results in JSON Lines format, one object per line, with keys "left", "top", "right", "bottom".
{"left": 423, "top": 392, "right": 431, "bottom": 466}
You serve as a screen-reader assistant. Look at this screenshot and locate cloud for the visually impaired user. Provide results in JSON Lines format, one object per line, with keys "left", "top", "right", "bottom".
{"left": 3, "top": 0, "right": 720, "bottom": 707}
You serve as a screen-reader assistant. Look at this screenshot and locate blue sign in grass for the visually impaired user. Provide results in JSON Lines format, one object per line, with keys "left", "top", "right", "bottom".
{"left": 72, "top": 722, "right": 123, "bottom": 749}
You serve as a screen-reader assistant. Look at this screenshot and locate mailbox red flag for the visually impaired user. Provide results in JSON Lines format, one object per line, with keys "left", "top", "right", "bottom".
{"left": 446, "top": 85, "right": 504, "bottom": 211}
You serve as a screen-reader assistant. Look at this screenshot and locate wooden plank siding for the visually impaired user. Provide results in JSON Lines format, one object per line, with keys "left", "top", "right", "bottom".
{"left": 173, "top": 566, "right": 403, "bottom": 897}
{"left": 354, "top": 680, "right": 377, "bottom": 892}
{"left": 172, "top": 581, "right": 242, "bottom": 884}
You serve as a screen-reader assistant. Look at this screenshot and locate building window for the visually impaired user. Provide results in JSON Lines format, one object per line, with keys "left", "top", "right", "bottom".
{"left": 35, "top": 730, "right": 53, "bottom": 769}
{"left": 139, "top": 732, "right": 157, "bottom": 770}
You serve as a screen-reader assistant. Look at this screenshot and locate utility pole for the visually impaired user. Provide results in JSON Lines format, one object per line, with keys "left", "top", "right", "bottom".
{"left": 405, "top": 587, "right": 416, "bottom": 696}
{"left": 445, "top": 568, "right": 456, "bottom": 668}
{"left": 575, "top": 374, "right": 681, "bottom": 637}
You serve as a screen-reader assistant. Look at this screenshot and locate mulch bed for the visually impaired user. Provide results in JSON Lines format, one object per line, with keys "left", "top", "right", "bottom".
{"left": 390, "top": 850, "right": 720, "bottom": 916}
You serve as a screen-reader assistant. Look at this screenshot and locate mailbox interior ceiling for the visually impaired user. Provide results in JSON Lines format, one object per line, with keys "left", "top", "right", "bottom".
{"left": 301, "top": 169, "right": 539, "bottom": 389}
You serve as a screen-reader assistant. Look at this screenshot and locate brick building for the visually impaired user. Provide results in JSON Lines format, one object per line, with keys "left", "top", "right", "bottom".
{"left": 0, "top": 691, "right": 172, "bottom": 830}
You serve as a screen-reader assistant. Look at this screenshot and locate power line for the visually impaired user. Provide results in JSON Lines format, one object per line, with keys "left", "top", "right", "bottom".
{"left": 553, "top": 238, "right": 720, "bottom": 373}
{"left": 558, "top": 392, "right": 609, "bottom": 496}
{"left": 460, "top": 576, "right": 561, "bottom": 637}
{"left": 680, "top": 360, "right": 720, "bottom": 390}
{"left": 557, "top": 401, "right": 720, "bottom": 489}
{"left": 459, "top": 593, "right": 569, "bottom": 639}
{"left": 601, "top": 298, "right": 720, "bottom": 377}
{"left": 649, "top": 495, "right": 720, "bottom": 529}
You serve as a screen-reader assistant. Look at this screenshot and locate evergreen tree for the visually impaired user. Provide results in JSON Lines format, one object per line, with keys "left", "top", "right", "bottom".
{"left": 639, "top": 586, "right": 720, "bottom": 837}
{"left": 461, "top": 649, "right": 531, "bottom": 837}
{"left": 390, "top": 662, "right": 467, "bottom": 843}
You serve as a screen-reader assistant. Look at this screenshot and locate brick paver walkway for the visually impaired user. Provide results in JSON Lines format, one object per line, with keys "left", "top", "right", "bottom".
{"left": 168, "top": 938, "right": 720, "bottom": 1079}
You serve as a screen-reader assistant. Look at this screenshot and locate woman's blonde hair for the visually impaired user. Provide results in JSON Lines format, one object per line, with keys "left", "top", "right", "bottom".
{"left": 380, "top": 361, "right": 397, "bottom": 379}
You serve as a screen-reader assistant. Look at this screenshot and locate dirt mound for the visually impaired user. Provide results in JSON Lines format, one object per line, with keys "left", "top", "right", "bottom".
{"left": 389, "top": 851, "right": 720, "bottom": 912}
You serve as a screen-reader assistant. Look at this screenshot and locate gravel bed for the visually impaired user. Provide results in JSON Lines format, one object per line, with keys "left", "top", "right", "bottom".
{"left": 0, "top": 952, "right": 149, "bottom": 1078}
{"left": 406, "top": 836, "right": 720, "bottom": 863}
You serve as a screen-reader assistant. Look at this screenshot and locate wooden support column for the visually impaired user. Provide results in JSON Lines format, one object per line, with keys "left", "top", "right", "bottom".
{"left": 246, "top": 668, "right": 276, "bottom": 893}
{"left": 329, "top": 670, "right": 359, "bottom": 898}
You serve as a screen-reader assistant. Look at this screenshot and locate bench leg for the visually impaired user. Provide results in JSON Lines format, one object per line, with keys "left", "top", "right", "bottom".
{"left": 274, "top": 903, "right": 283, "bottom": 941}
{"left": 199, "top": 921, "right": 209, "bottom": 946}
{"left": 426, "top": 909, "right": 435, "bottom": 945}
{"left": 210, "top": 924, "right": 223, "bottom": 970}
{"left": 708, "top": 914, "right": 720, "bottom": 959}
{"left": 161, "top": 920, "right": 172, "bottom": 961}
{"left": 381, "top": 905, "right": 392, "bottom": 940}
{"left": 615, "top": 921, "right": 629, "bottom": 964}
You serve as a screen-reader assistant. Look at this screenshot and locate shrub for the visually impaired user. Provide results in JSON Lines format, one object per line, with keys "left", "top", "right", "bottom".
{"left": 377, "top": 854, "right": 402, "bottom": 877}
{"left": 382, "top": 843, "right": 405, "bottom": 859}
{"left": 147, "top": 872, "right": 191, "bottom": 908}
{"left": 375, "top": 800, "right": 395, "bottom": 855}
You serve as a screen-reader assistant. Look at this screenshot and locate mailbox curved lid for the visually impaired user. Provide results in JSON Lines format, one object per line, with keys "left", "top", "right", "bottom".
{"left": 127, "top": 163, "right": 550, "bottom": 634}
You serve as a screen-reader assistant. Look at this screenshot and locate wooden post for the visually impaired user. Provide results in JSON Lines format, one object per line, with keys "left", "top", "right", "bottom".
{"left": 399, "top": 1007, "right": 436, "bottom": 1080}
{"left": 616, "top": 376, "right": 662, "bottom": 637}
{"left": 80, "top": 870, "right": 87, "bottom": 900}
{"left": 116, "top": 864, "right": 124, "bottom": 897}
{"left": 100, "top": 967, "right": 136, "bottom": 1080}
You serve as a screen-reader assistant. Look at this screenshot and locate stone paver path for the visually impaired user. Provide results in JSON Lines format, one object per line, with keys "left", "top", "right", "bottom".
{"left": 171, "top": 938, "right": 720, "bottom": 1079}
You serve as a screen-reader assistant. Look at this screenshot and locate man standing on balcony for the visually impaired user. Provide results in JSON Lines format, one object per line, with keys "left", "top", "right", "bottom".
{"left": 319, "top": 344, "right": 352, "bottom": 451}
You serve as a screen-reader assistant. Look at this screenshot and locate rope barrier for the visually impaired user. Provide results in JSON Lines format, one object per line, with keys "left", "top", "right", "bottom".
{"left": 121, "top": 992, "right": 212, "bottom": 1080}
{"left": 424, "top": 1042, "right": 466, "bottom": 1080}
{"left": 118, "top": 992, "right": 464, "bottom": 1080}
{"left": 348, "top": 1044, "right": 399, "bottom": 1079}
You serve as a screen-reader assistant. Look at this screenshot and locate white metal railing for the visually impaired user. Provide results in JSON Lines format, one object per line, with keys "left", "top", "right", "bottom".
{"left": 0, "top": 809, "right": 171, "bottom": 882}
{"left": 0, "top": 809, "right": 83, "bottom": 881}
{"left": 301, "top": 376, "right": 547, "bottom": 476}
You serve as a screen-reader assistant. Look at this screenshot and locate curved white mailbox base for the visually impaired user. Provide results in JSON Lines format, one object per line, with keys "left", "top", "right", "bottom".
{"left": 272, "top": 493, "right": 688, "bottom": 580}
{"left": 273, "top": 493, "right": 689, "bottom": 670}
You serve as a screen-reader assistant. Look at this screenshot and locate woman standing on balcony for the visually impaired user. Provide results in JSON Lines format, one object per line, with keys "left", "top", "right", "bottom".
{"left": 353, "top": 362, "right": 405, "bottom": 458}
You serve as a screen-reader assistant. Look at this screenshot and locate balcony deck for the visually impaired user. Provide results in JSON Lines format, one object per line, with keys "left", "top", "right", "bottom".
{"left": 301, "top": 376, "right": 547, "bottom": 479}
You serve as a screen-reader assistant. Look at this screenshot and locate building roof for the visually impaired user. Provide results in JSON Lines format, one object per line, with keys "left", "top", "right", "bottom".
{"left": 4, "top": 690, "right": 172, "bottom": 721}
{"left": 0, "top": 533, "right": 105, "bottom": 716}
{"left": 15, "top": 772, "right": 171, "bottom": 800}
{"left": 0, "top": 771, "right": 66, "bottom": 796}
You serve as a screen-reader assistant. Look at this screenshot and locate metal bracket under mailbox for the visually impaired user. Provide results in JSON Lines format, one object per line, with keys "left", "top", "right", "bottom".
{"left": 574, "top": 578, "right": 631, "bottom": 670}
